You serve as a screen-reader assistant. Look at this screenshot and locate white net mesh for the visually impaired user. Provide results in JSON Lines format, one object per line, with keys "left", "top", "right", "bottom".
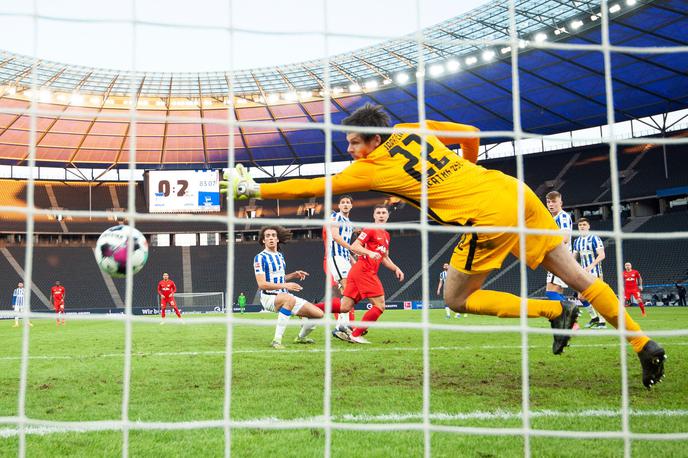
{"left": 0, "top": 0, "right": 687, "bottom": 457}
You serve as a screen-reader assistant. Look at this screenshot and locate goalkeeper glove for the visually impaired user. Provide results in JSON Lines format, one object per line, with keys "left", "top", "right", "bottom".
{"left": 220, "top": 164, "right": 261, "bottom": 200}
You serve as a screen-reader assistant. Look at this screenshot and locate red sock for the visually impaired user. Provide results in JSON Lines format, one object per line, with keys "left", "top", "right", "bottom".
{"left": 161, "top": 304, "right": 166, "bottom": 318}
{"left": 351, "top": 307, "right": 383, "bottom": 337}
{"left": 638, "top": 299, "right": 646, "bottom": 315}
{"left": 314, "top": 297, "right": 341, "bottom": 313}
{"left": 173, "top": 305, "right": 182, "bottom": 318}
{"left": 349, "top": 310, "right": 355, "bottom": 321}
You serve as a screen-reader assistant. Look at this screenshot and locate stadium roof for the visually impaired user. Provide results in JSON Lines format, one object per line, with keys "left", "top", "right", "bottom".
{"left": 0, "top": 0, "right": 686, "bottom": 169}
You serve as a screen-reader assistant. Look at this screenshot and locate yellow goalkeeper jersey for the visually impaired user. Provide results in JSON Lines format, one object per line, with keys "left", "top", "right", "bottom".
{"left": 260, "top": 121, "right": 504, "bottom": 226}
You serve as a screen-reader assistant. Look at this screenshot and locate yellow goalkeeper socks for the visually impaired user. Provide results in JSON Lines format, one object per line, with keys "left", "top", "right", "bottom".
{"left": 581, "top": 278, "right": 650, "bottom": 353}
{"left": 464, "top": 290, "right": 561, "bottom": 320}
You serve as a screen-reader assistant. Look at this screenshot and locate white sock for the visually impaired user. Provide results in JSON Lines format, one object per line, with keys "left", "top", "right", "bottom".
{"left": 274, "top": 308, "right": 292, "bottom": 343}
{"left": 298, "top": 319, "right": 316, "bottom": 338}
{"left": 14, "top": 317, "right": 19, "bottom": 325}
{"left": 445, "top": 307, "right": 451, "bottom": 317}
{"left": 337, "top": 313, "right": 350, "bottom": 330}
{"left": 585, "top": 306, "right": 598, "bottom": 320}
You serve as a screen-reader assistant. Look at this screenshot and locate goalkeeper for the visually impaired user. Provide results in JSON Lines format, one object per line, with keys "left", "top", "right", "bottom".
{"left": 222, "top": 103, "right": 666, "bottom": 389}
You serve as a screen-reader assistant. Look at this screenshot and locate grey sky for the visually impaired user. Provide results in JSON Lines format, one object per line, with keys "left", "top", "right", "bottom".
{"left": 0, "top": 0, "right": 488, "bottom": 72}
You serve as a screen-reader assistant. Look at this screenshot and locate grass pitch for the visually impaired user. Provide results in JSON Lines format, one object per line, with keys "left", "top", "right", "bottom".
{"left": 1, "top": 307, "right": 686, "bottom": 457}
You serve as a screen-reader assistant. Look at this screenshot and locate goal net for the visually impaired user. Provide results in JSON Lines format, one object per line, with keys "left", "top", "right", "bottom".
{"left": 173, "top": 292, "right": 225, "bottom": 314}
{"left": 1, "top": 0, "right": 687, "bottom": 457}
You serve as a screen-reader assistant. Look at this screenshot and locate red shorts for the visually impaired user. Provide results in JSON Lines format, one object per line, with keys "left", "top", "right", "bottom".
{"left": 625, "top": 289, "right": 641, "bottom": 301}
{"left": 343, "top": 268, "right": 384, "bottom": 303}
{"left": 53, "top": 300, "right": 64, "bottom": 311}
{"left": 161, "top": 297, "right": 177, "bottom": 307}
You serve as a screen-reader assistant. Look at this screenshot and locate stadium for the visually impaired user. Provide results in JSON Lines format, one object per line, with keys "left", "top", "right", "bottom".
{"left": 0, "top": 0, "right": 686, "bottom": 456}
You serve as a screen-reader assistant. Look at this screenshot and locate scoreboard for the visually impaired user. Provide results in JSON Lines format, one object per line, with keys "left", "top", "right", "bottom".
{"left": 146, "top": 170, "right": 221, "bottom": 213}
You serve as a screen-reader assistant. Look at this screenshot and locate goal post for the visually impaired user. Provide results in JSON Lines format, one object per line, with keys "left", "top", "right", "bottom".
{"left": 173, "top": 292, "right": 225, "bottom": 313}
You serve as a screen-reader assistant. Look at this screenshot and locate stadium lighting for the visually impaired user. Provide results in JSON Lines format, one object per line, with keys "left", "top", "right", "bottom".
{"left": 90, "top": 96, "right": 101, "bottom": 104}
{"left": 284, "top": 91, "right": 298, "bottom": 101}
{"left": 465, "top": 56, "right": 478, "bottom": 66}
{"left": 591, "top": 13, "right": 599, "bottom": 21}
{"left": 382, "top": 78, "right": 392, "bottom": 86}
{"left": 609, "top": 4, "right": 621, "bottom": 13}
{"left": 482, "top": 50, "right": 496, "bottom": 62}
{"left": 39, "top": 89, "right": 52, "bottom": 102}
{"left": 534, "top": 32, "right": 548, "bottom": 43}
{"left": 70, "top": 92, "right": 84, "bottom": 105}
{"left": 349, "top": 83, "right": 361, "bottom": 92}
{"left": 500, "top": 47, "right": 511, "bottom": 55}
{"left": 429, "top": 64, "right": 444, "bottom": 77}
{"left": 570, "top": 20, "right": 584, "bottom": 30}
{"left": 626, "top": 0, "right": 637, "bottom": 5}
{"left": 364, "top": 80, "right": 378, "bottom": 90}
{"left": 299, "top": 90, "right": 311, "bottom": 99}
{"left": 56, "top": 93, "right": 68, "bottom": 102}
{"left": 446, "top": 59, "right": 460, "bottom": 72}
{"left": 5, "top": 86, "right": 16, "bottom": 96}
{"left": 105, "top": 98, "right": 115, "bottom": 105}
{"left": 267, "top": 93, "right": 279, "bottom": 104}
{"left": 332, "top": 86, "right": 344, "bottom": 95}
{"left": 395, "top": 73, "right": 410, "bottom": 84}
{"left": 139, "top": 99, "right": 149, "bottom": 106}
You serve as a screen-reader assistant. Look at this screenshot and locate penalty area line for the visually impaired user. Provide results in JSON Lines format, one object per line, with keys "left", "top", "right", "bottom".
{"left": 1, "top": 409, "right": 687, "bottom": 437}
{"left": 0, "top": 341, "right": 687, "bottom": 361}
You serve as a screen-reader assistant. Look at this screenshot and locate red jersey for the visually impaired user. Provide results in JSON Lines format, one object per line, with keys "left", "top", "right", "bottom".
{"left": 623, "top": 270, "right": 642, "bottom": 290}
{"left": 158, "top": 280, "right": 176, "bottom": 297}
{"left": 355, "top": 227, "right": 390, "bottom": 273}
{"left": 51, "top": 285, "right": 65, "bottom": 302}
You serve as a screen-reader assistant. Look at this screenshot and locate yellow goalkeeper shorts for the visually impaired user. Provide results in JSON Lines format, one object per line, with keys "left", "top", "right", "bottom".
{"left": 450, "top": 174, "right": 562, "bottom": 274}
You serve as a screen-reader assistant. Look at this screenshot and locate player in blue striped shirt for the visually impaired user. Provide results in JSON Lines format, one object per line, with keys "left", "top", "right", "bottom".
{"left": 12, "top": 282, "right": 32, "bottom": 328}
{"left": 254, "top": 226, "right": 332, "bottom": 349}
{"left": 573, "top": 218, "right": 607, "bottom": 328}
{"left": 323, "top": 195, "right": 356, "bottom": 332}
{"left": 545, "top": 192, "right": 572, "bottom": 302}
{"left": 437, "top": 263, "right": 460, "bottom": 318}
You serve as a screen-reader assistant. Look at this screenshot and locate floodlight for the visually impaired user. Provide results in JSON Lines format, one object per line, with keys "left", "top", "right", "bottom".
{"left": 609, "top": 4, "right": 621, "bottom": 13}
{"left": 570, "top": 20, "right": 584, "bottom": 29}
{"left": 349, "top": 83, "right": 361, "bottom": 92}
{"left": 446, "top": 59, "right": 460, "bottom": 72}
{"left": 534, "top": 33, "right": 548, "bottom": 43}
{"left": 482, "top": 50, "right": 495, "bottom": 61}
{"left": 465, "top": 56, "right": 478, "bottom": 65}
{"left": 364, "top": 80, "right": 378, "bottom": 90}
{"left": 395, "top": 73, "right": 409, "bottom": 84}
{"left": 429, "top": 64, "right": 444, "bottom": 77}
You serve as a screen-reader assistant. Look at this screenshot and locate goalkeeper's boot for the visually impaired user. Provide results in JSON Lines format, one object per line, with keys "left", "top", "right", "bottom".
{"left": 271, "top": 341, "right": 285, "bottom": 350}
{"left": 294, "top": 336, "right": 315, "bottom": 344}
{"left": 638, "top": 340, "right": 666, "bottom": 389}
{"left": 550, "top": 300, "right": 579, "bottom": 355}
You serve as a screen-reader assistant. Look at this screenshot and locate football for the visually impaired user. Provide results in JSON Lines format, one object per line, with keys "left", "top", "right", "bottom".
{"left": 95, "top": 225, "right": 149, "bottom": 278}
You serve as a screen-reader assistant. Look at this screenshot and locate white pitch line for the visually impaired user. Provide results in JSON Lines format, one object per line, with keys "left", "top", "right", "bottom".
{"left": 1, "top": 409, "right": 687, "bottom": 438}
{"left": 0, "top": 341, "right": 686, "bottom": 362}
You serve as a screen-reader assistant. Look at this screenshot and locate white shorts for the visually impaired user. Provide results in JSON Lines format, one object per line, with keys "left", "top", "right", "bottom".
{"left": 546, "top": 271, "right": 568, "bottom": 288}
{"left": 260, "top": 293, "right": 308, "bottom": 314}
{"left": 13, "top": 305, "right": 23, "bottom": 313}
{"left": 327, "top": 255, "right": 352, "bottom": 283}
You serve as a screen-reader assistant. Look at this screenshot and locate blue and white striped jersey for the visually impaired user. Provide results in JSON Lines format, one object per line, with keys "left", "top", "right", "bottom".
{"left": 573, "top": 234, "right": 604, "bottom": 277}
{"left": 553, "top": 210, "right": 573, "bottom": 251}
{"left": 12, "top": 287, "right": 24, "bottom": 307}
{"left": 254, "top": 250, "right": 287, "bottom": 294}
{"left": 439, "top": 271, "right": 447, "bottom": 282}
{"left": 326, "top": 211, "right": 353, "bottom": 260}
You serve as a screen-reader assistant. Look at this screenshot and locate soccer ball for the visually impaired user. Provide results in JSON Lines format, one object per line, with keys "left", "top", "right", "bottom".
{"left": 95, "top": 225, "right": 149, "bottom": 278}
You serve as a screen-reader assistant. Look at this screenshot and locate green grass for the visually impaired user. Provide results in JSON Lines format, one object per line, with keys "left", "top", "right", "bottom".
{"left": 1, "top": 308, "right": 686, "bottom": 457}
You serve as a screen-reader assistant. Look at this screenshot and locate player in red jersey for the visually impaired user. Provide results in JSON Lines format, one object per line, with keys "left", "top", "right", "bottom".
{"left": 333, "top": 204, "right": 404, "bottom": 344}
{"left": 50, "top": 280, "right": 66, "bottom": 325}
{"left": 623, "top": 262, "right": 646, "bottom": 316}
{"left": 158, "top": 272, "right": 182, "bottom": 323}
